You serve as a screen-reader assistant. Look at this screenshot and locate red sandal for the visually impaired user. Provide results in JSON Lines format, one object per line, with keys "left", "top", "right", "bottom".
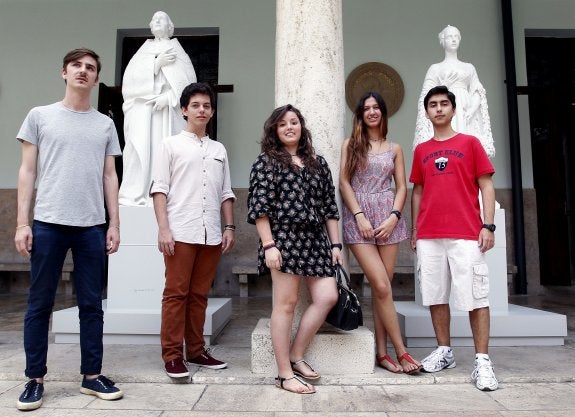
{"left": 397, "top": 352, "right": 423, "bottom": 375}
{"left": 376, "top": 354, "right": 403, "bottom": 373}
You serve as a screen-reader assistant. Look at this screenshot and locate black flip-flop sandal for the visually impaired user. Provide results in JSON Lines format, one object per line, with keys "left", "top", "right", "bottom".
{"left": 290, "top": 359, "right": 321, "bottom": 380}
{"left": 275, "top": 375, "right": 316, "bottom": 394}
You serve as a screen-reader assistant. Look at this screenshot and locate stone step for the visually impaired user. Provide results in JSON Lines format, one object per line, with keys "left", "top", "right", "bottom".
{"left": 251, "top": 318, "right": 374, "bottom": 375}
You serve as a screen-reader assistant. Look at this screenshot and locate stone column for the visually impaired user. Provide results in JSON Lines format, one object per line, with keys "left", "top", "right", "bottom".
{"left": 252, "top": 3, "right": 374, "bottom": 374}
{"left": 275, "top": 0, "right": 345, "bottom": 179}
{"left": 275, "top": 0, "right": 345, "bottom": 324}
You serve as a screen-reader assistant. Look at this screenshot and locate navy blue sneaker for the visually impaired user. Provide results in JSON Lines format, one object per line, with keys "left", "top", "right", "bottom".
{"left": 80, "top": 375, "right": 123, "bottom": 400}
{"left": 16, "top": 379, "right": 43, "bottom": 411}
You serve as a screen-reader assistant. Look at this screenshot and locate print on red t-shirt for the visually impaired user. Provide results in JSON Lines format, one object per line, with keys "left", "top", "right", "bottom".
{"left": 410, "top": 133, "right": 495, "bottom": 240}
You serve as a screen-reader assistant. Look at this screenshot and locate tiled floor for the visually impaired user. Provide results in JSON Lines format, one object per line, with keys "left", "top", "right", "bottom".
{"left": 1, "top": 283, "right": 574, "bottom": 416}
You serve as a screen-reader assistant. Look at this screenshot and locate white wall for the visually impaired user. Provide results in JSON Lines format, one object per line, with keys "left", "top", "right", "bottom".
{"left": 0, "top": 0, "right": 573, "bottom": 190}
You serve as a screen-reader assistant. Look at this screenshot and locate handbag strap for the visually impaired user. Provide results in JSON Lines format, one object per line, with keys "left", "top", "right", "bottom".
{"left": 336, "top": 264, "right": 352, "bottom": 289}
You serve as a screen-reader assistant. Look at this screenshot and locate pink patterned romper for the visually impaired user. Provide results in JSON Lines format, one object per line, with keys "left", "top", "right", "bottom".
{"left": 342, "top": 142, "right": 408, "bottom": 245}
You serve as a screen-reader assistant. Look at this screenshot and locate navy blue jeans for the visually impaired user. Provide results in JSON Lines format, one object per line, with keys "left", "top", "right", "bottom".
{"left": 24, "top": 220, "right": 106, "bottom": 378}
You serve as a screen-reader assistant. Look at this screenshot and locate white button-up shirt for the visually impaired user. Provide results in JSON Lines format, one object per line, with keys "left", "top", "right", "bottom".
{"left": 150, "top": 131, "right": 236, "bottom": 245}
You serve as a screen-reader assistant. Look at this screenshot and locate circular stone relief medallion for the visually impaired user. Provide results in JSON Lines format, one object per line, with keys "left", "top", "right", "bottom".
{"left": 345, "top": 62, "right": 404, "bottom": 116}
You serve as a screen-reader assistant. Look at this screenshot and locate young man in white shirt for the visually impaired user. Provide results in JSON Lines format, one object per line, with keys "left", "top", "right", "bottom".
{"left": 150, "top": 82, "right": 236, "bottom": 378}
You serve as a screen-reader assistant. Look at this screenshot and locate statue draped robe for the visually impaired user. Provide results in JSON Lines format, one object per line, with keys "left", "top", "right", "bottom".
{"left": 119, "top": 38, "right": 196, "bottom": 206}
{"left": 413, "top": 61, "right": 495, "bottom": 158}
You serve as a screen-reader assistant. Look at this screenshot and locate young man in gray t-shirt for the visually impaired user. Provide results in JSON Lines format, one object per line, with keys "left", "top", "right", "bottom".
{"left": 14, "top": 48, "right": 123, "bottom": 411}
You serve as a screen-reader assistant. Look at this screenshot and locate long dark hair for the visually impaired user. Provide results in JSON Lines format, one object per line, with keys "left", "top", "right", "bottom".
{"left": 261, "top": 104, "right": 319, "bottom": 172}
{"left": 344, "top": 91, "right": 388, "bottom": 179}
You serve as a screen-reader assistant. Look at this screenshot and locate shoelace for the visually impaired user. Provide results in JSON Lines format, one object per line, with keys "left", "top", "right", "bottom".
{"left": 168, "top": 360, "right": 187, "bottom": 368}
{"left": 91, "top": 375, "right": 116, "bottom": 388}
{"left": 23, "top": 380, "right": 41, "bottom": 398}
{"left": 472, "top": 362, "right": 496, "bottom": 381}
{"left": 202, "top": 348, "right": 216, "bottom": 359}
{"left": 424, "top": 348, "right": 448, "bottom": 364}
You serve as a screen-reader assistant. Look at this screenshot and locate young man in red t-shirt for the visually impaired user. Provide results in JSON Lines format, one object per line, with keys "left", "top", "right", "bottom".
{"left": 410, "top": 85, "right": 498, "bottom": 391}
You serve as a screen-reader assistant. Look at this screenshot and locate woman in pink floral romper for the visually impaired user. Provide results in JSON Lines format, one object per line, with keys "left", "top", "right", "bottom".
{"left": 340, "top": 91, "right": 422, "bottom": 374}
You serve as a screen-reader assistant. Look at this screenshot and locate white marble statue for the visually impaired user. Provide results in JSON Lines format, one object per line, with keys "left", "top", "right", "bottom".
{"left": 119, "top": 11, "right": 197, "bottom": 206}
{"left": 414, "top": 25, "right": 495, "bottom": 158}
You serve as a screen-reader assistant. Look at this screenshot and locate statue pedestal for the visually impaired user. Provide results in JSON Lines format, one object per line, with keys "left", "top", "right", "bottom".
{"left": 53, "top": 206, "right": 232, "bottom": 345}
{"left": 396, "top": 208, "right": 567, "bottom": 347}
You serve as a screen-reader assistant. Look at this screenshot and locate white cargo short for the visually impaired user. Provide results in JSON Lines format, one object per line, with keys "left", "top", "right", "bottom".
{"left": 416, "top": 239, "right": 489, "bottom": 311}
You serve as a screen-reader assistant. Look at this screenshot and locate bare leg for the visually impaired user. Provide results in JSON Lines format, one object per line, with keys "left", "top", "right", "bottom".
{"left": 469, "top": 307, "right": 490, "bottom": 354}
{"left": 290, "top": 275, "right": 338, "bottom": 375}
{"left": 429, "top": 304, "right": 451, "bottom": 346}
{"left": 351, "top": 244, "right": 420, "bottom": 372}
{"left": 270, "top": 270, "right": 313, "bottom": 393}
{"left": 373, "top": 244, "right": 402, "bottom": 372}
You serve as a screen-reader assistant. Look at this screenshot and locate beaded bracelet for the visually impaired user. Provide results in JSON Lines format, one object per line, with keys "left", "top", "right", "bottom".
{"left": 224, "top": 224, "right": 236, "bottom": 231}
{"left": 390, "top": 210, "right": 401, "bottom": 220}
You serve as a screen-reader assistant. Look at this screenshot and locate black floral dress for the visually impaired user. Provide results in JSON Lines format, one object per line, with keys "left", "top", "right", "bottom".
{"left": 247, "top": 153, "right": 340, "bottom": 277}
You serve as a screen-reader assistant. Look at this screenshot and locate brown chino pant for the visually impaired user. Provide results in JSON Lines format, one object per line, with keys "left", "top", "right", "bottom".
{"left": 161, "top": 242, "right": 222, "bottom": 362}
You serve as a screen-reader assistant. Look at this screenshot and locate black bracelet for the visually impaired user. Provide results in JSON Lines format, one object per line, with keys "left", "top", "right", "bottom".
{"left": 330, "top": 243, "right": 343, "bottom": 250}
{"left": 263, "top": 243, "right": 276, "bottom": 251}
{"left": 390, "top": 210, "right": 401, "bottom": 220}
{"left": 353, "top": 211, "right": 364, "bottom": 217}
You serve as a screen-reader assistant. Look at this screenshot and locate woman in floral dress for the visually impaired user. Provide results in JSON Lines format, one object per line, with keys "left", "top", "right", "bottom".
{"left": 340, "top": 91, "right": 422, "bottom": 374}
{"left": 248, "top": 104, "right": 342, "bottom": 394}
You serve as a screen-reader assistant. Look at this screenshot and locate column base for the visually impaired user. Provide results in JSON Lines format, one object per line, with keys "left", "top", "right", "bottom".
{"left": 251, "top": 318, "right": 374, "bottom": 375}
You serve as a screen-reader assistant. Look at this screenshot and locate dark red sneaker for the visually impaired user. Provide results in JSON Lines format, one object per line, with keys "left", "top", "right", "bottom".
{"left": 187, "top": 349, "right": 227, "bottom": 369}
{"left": 165, "top": 359, "right": 189, "bottom": 378}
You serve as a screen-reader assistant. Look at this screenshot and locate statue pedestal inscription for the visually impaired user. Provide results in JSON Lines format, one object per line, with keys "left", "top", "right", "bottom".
{"left": 396, "top": 208, "right": 567, "bottom": 347}
{"left": 53, "top": 206, "right": 231, "bottom": 345}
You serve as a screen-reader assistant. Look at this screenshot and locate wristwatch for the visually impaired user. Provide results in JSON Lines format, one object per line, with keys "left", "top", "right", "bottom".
{"left": 482, "top": 223, "right": 496, "bottom": 232}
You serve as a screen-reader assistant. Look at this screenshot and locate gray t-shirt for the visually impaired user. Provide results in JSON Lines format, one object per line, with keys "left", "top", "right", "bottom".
{"left": 17, "top": 102, "right": 121, "bottom": 226}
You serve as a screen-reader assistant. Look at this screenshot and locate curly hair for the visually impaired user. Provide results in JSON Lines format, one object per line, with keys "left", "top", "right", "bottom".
{"left": 260, "top": 104, "right": 319, "bottom": 173}
{"left": 344, "top": 91, "right": 388, "bottom": 179}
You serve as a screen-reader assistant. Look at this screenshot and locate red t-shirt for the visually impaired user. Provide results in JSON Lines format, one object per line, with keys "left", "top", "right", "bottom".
{"left": 410, "top": 133, "right": 495, "bottom": 240}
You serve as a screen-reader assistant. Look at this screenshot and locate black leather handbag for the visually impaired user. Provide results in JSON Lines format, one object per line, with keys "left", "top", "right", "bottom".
{"left": 325, "top": 265, "right": 363, "bottom": 331}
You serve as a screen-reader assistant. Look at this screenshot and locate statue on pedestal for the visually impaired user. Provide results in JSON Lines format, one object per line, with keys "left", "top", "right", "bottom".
{"left": 414, "top": 25, "right": 495, "bottom": 158}
{"left": 119, "top": 11, "right": 197, "bottom": 206}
